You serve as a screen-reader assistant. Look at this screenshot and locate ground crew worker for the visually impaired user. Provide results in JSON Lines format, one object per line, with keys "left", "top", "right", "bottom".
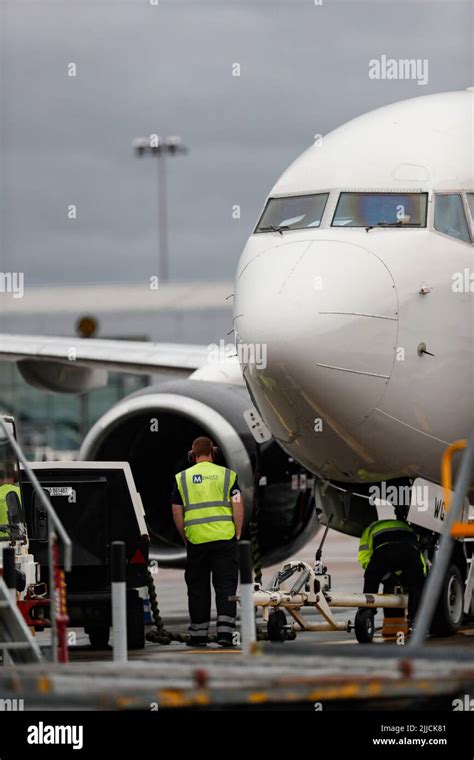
{"left": 171, "top": 436, "right": 244, "bottom": 647}
{"left": 358, "top": 505, "right": 427, "bottom": 628}
{"left": 0, "top": 462, "right": 21, "bottom": 541}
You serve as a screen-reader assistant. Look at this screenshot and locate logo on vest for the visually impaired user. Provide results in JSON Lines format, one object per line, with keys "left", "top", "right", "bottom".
{"left": 192, "top": 474, "right": 219, "bottom": 483}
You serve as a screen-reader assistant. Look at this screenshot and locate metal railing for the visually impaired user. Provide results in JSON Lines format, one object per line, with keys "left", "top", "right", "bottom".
{"left": 408, "top": 431, "right": 474, "bottom": 649}
{"left": 0, "top": 418, "right": 72, "bottom": 662}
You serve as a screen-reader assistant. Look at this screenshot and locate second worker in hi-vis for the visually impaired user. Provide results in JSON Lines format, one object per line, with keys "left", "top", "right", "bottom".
{"left": 171, "top": 437, "right": 244, "bottom": 647}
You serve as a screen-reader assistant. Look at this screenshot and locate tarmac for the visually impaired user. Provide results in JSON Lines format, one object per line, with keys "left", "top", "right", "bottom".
{"left": 1, "top": 531, "right": 473, "bottom": 710}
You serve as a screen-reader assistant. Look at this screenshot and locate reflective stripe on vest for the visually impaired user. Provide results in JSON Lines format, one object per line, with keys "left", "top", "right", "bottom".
{"left": 176, "top": 462, "right": 236, "bottom": 544}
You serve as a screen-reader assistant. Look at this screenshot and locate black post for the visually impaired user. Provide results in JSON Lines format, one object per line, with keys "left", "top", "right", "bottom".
{"left": 239, "top": 541, "right": 253, "bottom": 585}
{"left": 3, "top": 547, "right": 16, "bottom": 595}
{"left": 111, "top": 541, "right": 126, "bottom": 583}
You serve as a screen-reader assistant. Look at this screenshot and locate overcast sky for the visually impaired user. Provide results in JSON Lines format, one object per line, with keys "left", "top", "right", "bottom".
{"left": 0, "top": 0, "right": 472, "bottom": 286}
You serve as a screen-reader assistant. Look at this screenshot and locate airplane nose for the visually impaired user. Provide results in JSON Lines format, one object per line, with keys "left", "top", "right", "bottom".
{"left": 234, "top": 239, "right": 398, "bottom": 429}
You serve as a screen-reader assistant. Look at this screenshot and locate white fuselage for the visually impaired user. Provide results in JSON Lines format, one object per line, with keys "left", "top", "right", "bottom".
{"left": 234, "top": 89, "right": 474, "bottom": 486}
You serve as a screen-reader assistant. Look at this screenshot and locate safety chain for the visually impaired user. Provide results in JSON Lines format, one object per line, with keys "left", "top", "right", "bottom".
{"left": 144, "top": 569, "right": 175, "bottom": 644}
{"left": 144, "top": 569, "right": 218, "bottom": 645}
{"left": 249, "top": 518, "right": 262, "bottom": 586}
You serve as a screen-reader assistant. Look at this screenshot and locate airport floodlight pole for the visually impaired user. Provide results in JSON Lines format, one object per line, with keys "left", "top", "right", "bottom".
{"left": 133, "top": 135, "right": 188, "bottom": 284}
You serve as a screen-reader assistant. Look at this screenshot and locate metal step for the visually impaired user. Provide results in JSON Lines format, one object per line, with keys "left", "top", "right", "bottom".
{"left": 0, "top": 578, "right": 43, "bottom": 664}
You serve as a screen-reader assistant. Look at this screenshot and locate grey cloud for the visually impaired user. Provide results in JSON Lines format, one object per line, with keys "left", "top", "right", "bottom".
{"left": 0, "top": 0, "right": 472, "bottom": 286}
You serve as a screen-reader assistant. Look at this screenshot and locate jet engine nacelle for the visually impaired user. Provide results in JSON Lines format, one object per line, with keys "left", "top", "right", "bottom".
{"left": 79, "top": 379, "right": 319, "bottom": 567}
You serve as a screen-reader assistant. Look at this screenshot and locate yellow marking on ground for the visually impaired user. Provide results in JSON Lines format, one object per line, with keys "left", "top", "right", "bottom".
{"left": 248, "top": 692, "right": 269, "bottom": 704}
{"left": 417, "top": 680, "right": 435, "bottom": 693}
{"left": 366, "top": 680, "right": 382, "bottom": 697}
{"left": 281, "top": 691, "right": 300, "bottom": 703}
{"left": 308, "top": 682, "right": 360, "bottom": 701}
{"left": 37, "top": 676, "right": 51, "bottom": 694}
{"left": 159, "top": 690, "right": 186, "bottom": 707}
{"left": 116, "top": 696, "right": 139, "bottom": 709}
{"left": 193, "top": 691, "right": 210, "bottom": 706}
{"left": 183, "top": 648, "right": 241, "bottom": 654}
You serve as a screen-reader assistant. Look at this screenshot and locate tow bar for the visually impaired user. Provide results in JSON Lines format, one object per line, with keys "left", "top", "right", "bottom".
{"left": 250, "top": 560, "right": 408, "bottom": 643}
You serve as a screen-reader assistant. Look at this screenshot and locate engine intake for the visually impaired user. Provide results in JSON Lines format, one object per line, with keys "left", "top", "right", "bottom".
{"left": 79, "top": 379, "right": 319, "bottom": 567}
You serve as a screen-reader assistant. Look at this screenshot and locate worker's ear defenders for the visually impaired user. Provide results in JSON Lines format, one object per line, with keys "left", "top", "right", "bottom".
{"left": 187, "top": 446, "right": 219, "bottom": 464}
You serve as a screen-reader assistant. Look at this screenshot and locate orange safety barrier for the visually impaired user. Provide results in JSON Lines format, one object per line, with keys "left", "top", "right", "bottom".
{"left": 451, "top": 523, "right": 474, "bottom": 538}
{"left": 441, "top": 439, "right": 467, "bottom": 508}
{"left": 441, "top": 439, "right": 472, "bottom": 538}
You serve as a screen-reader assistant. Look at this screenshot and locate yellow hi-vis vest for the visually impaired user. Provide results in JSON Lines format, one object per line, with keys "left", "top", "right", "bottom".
{"left": 358, "top": 519, "right": 427, "bottom": 574}
{"left": 176, "top": 461, "right": 237, "bottom": 545}
{"left": 0, "top": 484, "right": 21, "bottom": 540}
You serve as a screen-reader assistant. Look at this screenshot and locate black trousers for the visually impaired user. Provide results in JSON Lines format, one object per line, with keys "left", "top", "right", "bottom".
{"left": 363, "top": 543, "right": 425, "bottom": 622}
{"left": 185, "top": 537, "right": 239, "bottom": 643}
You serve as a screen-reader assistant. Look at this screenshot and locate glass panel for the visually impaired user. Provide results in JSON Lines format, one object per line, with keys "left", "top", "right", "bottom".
{"left": 466, "top": 192, "right": 474, "bottom": 220}
{"left": 255, "top": 194, "right": 329, "bottom": 233}
{"left": 0, "top": 363, "right": 148, "bottom": 457}
{"left": 332, "top": 192, "right": 428, "bottom": 227}
{"left": 434, "top": 194, "right": 471, "bottom": 243}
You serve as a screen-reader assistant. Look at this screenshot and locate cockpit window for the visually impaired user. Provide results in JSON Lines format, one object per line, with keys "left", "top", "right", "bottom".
{"left": 255, "top": 193, "right": 329, "bottom": 233}
{"left": 434, "top": 193, "right": 471, "bottom": 243}
{"left": 467, "top": 192, "right": 474, "bottom": 220}
{"left": 332, "top": 192, "right": 428, "bottom": 228}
